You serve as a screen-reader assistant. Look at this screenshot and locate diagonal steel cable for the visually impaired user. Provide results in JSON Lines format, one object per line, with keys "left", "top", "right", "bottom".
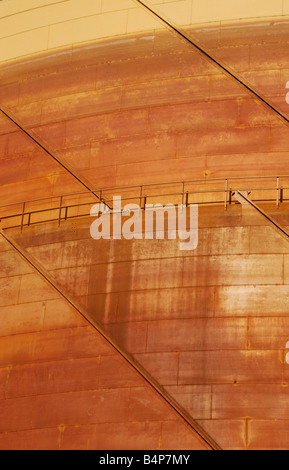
{"left": 134, "top": 0, "right": 289, "bottom": 127}
{"left": 0, "top": 227, "right": 222, "bottom": 450}
{"left": 0, "top": 106, "right": 112, "bottom": 209}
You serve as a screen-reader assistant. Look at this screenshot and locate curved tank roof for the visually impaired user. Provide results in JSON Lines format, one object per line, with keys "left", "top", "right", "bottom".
{"left": 0, "top": 0, "right": 289, "bottom": 64}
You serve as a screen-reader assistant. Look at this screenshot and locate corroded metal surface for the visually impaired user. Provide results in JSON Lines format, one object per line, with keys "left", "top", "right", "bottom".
{"left": 1, "top": 14, "right": 289, "bottom": 450}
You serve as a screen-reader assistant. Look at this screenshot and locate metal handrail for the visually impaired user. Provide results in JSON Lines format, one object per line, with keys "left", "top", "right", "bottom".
{"left": 1, "top": 175, "right": 289, "bottom": 230}
{"left": 1, "top": 174, "right": 289, "bottom": 211}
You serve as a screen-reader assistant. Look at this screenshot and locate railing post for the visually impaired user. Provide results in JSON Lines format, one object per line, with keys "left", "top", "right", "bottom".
{"left": 277, "top": 177, "right": 280, "bottom": 208}
{"left": 229, "top": 190, "right": 232, "bottom": 205}
{"left": 58, "top": 196, "right": 63, "bottom": 226}
{"left": 182, "top": 182, "right": 185, "bottom": 205}
{"left": 140, "top": 186, "right": 143, "bottom": 209}
{"left": 225, "top": 179, "right": 228, "bottom": 210}
{"left": 21, "top": 202, "right": 25, "bottom": 232}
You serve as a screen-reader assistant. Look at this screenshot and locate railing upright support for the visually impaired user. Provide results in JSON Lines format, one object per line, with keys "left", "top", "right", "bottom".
{"left": 225, "top": 179, "right": 228, "bottom": 210}
{"left": 58, "top": 196, "right": 63, "bottom": 226}
{"left": 140, "top": 186, "right": 143, "bottom": 209}
{"left": 21, "top": 202, "right": 25, "bottom": 232}
{"left": 182, "top": 182, "right": 185, "bottom": 205}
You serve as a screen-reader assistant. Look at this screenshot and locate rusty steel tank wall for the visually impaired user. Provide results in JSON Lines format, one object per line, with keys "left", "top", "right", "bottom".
{"left": 0, "top": 228, "right": 212, "bottom": 450}
{"left": 3, "top": 201, "right": 288, "bottom": 450}
{"left": 1, "top": 21, "right": 289, "bottom": 205}
{"left": 1, "top": 0, "right": 289, "bottom": 451}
